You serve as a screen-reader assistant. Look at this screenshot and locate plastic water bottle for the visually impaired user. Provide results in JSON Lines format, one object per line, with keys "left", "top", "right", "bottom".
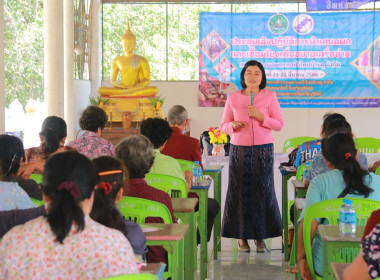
{"left": 192, "top": 161, "right": 202, "bottom": 184}
{"left": 303, "top": 161, "right": 311, "bottom": 179}
{"left": 339, "top": 199, "right": 356, "bottom": 234}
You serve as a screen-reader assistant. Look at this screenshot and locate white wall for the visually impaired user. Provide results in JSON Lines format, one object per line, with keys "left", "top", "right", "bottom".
{"left": 71, "top": 80, "right": 91, "bottom": 141}
{"left": 151, "top": 81, "right": 380, "bottom": 153}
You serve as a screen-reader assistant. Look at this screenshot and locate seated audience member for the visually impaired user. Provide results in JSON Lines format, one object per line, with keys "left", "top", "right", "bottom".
{"left": 68, "top": 106, "right": 115, "bottom": 158}
{"left": 0, "top": 156, "right": 147, "bottom": 257}
{"left": 297, "top": 133, "right": 380, "bottom": 279}
{"left": 0, "top": 134, "right": 42, "bottom": 200}
{"left": 19, "top": 116, "right": 74, "bottom": 178}
{"left": 116, "top": 135, "right": 176, "bottom": 264}
{"left": 91, "top": 156, "right": 147, "bottom": 257}
{"left": 293, "top": 113, "right": 345, "bottom": 169}
{"left": 160, "top": 105, "right": 220, "bottom": 243}
{"left": 140, "top": 118, "right": 188, "bottom": 190}
{"left": 162, "top": 105, "right": 203, "bottom": 168}
{"left": 304, "top": 115, "right": 368, "bottom": 187}
{"left": 0, "top": 151, "right": 138, "bottom": 278}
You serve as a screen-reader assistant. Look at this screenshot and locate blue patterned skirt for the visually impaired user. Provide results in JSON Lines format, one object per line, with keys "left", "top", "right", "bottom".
{"left": 221, "top": 143, "right": 282, "bottom": 240}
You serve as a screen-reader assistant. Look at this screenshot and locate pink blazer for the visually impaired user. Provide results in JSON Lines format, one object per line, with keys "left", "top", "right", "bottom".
{"left": 221, "top": 89, "right": 283, "bottom": 146}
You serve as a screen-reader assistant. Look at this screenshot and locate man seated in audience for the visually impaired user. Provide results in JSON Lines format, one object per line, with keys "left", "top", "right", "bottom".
{"left": 116, "top": 135, "right": 176, "bottom": 264}
{"left": 140, "top": 117, "right": 190, "bottom": 190}
{"left": 161, "top": 104, "right": 220, "bottom": 244}
{"left": 68, "top": 105, "right": 115, "bottom": 158}
{"left": 0, "top": 134, "right": 42, "bottom": 200}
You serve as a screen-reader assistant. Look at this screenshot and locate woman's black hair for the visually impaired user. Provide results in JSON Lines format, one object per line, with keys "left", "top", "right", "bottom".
{"left": 40, "top": 116, "right": 67, "bottom": 153}
{"left": 90, "top": 156, "right": 128, "bottom": 235}
{"left": 79, "top": 106, "right": 108, "bottom": 132}
{"left": 322, "top": 133, "right": 373, "bottom": 197}
{"left": 0, "top": 134, "right": 25, "bottom": 176}
{"left": 323, "top": 119, "right": 352, "bottom": 138}
{"left": 240, "top": 60, "right": 267, "bottom": 90}
{"left": 43, "top": 151, "right": 98, "bottom": 243}
{"left": 140, "top": 118, "right": 172, "bottom": 149}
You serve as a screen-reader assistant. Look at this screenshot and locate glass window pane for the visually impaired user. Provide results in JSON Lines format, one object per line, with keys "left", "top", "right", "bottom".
{"left": 168, "top": 3, "right": 231, "bottom": 80}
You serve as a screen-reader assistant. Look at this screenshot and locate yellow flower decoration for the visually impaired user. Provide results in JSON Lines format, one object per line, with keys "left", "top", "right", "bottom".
{"left": 149, "top": 95, "right": 165, "bottom": 111}
{"left": 208, "top": 127, "right": 228, "bottom": 144}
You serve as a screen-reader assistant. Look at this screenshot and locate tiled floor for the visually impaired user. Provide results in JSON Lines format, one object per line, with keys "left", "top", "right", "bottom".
{"left": 195, "top": 237, "right": 294, "bottom": 280}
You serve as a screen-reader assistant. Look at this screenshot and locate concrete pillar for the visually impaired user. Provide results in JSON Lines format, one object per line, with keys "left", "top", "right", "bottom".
{"left": 90, "top": 0, "right": 102, "bottom": 97}
{"left": 64, "top": 0, "right": 75, "bottom": 141}
{"left": 44, "top": 0, "right": 64, "bottom": 117}
{"left": 0, "top": 0, "right": 5, "bottom": 133}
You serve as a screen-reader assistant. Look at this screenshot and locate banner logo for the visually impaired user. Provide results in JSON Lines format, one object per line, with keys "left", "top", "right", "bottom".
{"left": 293, "top": 14, "right": 314, "bottom": 35}
{"left": 268, "top": 14, "right": 289, "bottom": 35}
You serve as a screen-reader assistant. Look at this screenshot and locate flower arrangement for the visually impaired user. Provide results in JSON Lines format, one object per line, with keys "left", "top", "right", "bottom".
{"left": 208, "top": 127, "right": 228, "bottom": 144}
{"left": 148, "top": 95, "right": 165, "bottom": 110}
{"left": 89, "top": 96, "right": 109, "bottom": 108}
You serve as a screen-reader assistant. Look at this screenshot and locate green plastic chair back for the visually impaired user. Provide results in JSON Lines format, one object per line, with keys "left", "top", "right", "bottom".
{"left": 117, "top": 196, "right": 172, "bottom": 280}
{"left": 117, "top": 196, "right": 173, "bottom": 224}
{"left": 354, "top": 137, "right": 380, "bottom": 153}
{"left": 101, "top": 273, "right": 159, "bottom": 280}
{"left": 303, "top": 198, "right": 380, "bottom": 279}
{"left": 295, "top": 161, "right": 312, "bottom": 180}
{"left": 145, "top": 173, "right": 188, "bottom": 198}
{"left": 30, "top": 174, "right": 43, "bottom": 184}
{"left": 30, "top": 198, "right": 44, "bottom": 207}
{"left": 283, "top": 136, "right": 318, "bottom": 154}
{"left": 375, "top": 166, "right": 380, "bottom": 175}
{"left": 176, "top": 159, "right": 195, "bottom": 172}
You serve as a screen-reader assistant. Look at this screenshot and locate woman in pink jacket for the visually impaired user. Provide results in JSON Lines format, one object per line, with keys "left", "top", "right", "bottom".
{"left": 221, "top": 60, "right": 284, "bottom": 253}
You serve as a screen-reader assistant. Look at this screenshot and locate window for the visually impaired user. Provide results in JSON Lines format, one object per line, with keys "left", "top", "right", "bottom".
{"left": 101, "top": 2, "right": 306, "bottom": 81}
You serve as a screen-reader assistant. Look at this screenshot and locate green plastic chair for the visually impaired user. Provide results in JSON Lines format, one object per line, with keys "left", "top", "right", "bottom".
{"left": 101, "top": 273, "right": 159, "bottom": 280}
{"left": 375, "top": 166, "right": 380, "bottom": 175}
{"left": 354, "top": 137, "right": 380, "bottom": 153}
{"left": 283, "top": 136, "right": 318, "bottom": 154}
{"left": 30, "top": 198, "right": 44, "bottom": 207}
{"left": 30, "top": 174, "right": 43, "bottom": 184}
{"left": 117, "top": 196, "right": 173, "bottom": 224}
{"left": 145, "top": 173, "right": 188, "bottom": 198}
{"left": 303, "top": 198, "right": 380, "bottom": 280}
{"left": 117, "top": 196, "right": 173, "bottom": 280}
{"left": 176, "top": 159, "right": 195, "bottom": 172}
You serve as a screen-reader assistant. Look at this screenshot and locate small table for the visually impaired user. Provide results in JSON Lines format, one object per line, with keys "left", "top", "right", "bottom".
{"left": 191, "top": 178, "right": 212, "bottom": 280}
{"left": 330, "top": 263, "right": 349, "bottom": 280}
{"left": 141, "top": 262, "right": 166, "bottom": 277}
{"left": 204, "top": 164, "right": 224, "bottom": 260}
{"left": 292, "top": 179, "right": 307, "bottom": 198}
{"left": 279, "top": 166, "right": 296, "bottom": 261}
{"left": 319, "top": 225, "right": 364, "bottom": 280}
{"left": 172, "top": 197, "right": 198, "bottom": 280}
{"left": 143, "top": 223, "right": 189, "bottom": 280}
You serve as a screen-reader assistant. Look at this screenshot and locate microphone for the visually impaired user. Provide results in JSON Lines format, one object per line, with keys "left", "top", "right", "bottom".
{"left": 249, "top": 91, "right": 254, "bottom": 105}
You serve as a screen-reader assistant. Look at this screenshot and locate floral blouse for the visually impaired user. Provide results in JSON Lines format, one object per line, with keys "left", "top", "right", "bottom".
{"left": 0, "top": 181, "right": 35, "bottom": 211}
{"left": 68, "top": 131, "right": 115, "bottom": 158}
{"left": 362, "top": 223, "right": 380, "bottom": 279}
{"left": 0, "top": 216, "right": 138, "bottom": 279}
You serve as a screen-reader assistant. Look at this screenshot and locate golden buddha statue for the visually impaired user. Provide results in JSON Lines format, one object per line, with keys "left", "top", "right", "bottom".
{"left": 99, "top": 21, "right": 160, "bottom": 124}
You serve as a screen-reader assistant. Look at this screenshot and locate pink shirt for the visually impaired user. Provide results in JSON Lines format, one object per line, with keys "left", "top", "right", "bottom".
{"left": 221, "top": 89, "right": 283, "bottom": 146}
{"left": 0, "top": 216, "right": 138, "bottom": 279}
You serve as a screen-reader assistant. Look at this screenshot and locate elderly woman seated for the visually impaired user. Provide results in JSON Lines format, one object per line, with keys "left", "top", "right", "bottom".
{"left": 68, "top": 106, "right": 115, "bottom": 158}
{"left": 116, "top": 135, "right": 176, "bottom": 265}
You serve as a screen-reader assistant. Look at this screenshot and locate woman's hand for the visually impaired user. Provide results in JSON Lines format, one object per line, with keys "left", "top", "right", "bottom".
{"left": 232, "top": 121, "right": 246, "bottom": 131}
{"left": 298, "top": 258, "right": 313, "bottom": 280}
{"left": 248, "top": 105, "right": 264, "bottom": 122}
